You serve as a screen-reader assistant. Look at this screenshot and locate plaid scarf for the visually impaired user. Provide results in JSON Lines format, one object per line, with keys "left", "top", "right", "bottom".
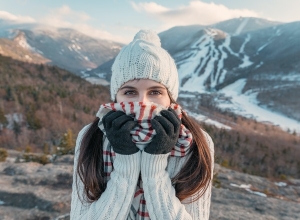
{"left": 96, "top": 102, "right": 193, "bottom": 219}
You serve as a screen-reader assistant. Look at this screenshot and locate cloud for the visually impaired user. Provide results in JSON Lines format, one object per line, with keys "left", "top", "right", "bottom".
{"left": 38, "top": 5, "right": 126, "bottom": 43}
{"left": 131, "top": 2, "right": 168, "bottom": 14}
{"left": 0, "top": 11, "right": 35, "bottom": 23}
{"left": 41, "top": 5, "right": 91, "bottom": 26}
{"left": 131, "top": 1, "right": 260, "bottom": 29}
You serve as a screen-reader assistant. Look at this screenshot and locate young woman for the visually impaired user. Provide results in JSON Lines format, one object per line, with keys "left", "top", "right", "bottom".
{"left": 70, "top": 30, "right": 214, "bottom": 220}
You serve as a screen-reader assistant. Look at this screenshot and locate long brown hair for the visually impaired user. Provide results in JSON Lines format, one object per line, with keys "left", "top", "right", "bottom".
{"left": 77, "top": 100, "right": 212, "bottom": 203}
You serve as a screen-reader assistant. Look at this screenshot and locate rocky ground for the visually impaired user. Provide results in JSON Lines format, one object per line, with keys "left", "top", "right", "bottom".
{"left": 212, "top": 164, "right": 300, "bottom": 220}
{"left": 0, "top": 151, "right": 299, "bottom": 220}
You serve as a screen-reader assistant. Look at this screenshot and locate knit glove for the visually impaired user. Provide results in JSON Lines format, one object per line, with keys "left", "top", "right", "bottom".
{"left": 102, "top": 111, "right": 139, "bottom": 155}
{"left": 144, "top": 108, "right": 181, "bottom": 154}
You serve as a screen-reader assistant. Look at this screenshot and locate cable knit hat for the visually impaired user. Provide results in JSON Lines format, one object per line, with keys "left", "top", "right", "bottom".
{"left": 110, "top": 30, "right": 179, "bottom": 101}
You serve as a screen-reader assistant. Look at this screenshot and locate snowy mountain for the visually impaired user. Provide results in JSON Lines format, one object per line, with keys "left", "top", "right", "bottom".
{"left": 93, "top": 17, "right": 300, "bottom": 132}
{"left": 212, "top": 17, "right": 282, "bottom": 35}
{"left": 0, "top": 17, "right": 299, "bottom": 131}
{"left": 164, "top": 19, "right": 300, "bottom": 130}
{"left": 0, "top": 19, "right": 123, "bottom": 74}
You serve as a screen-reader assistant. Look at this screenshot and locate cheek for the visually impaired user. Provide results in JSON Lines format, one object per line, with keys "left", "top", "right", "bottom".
{"left": 115, "top": 93, "right": 124, "bottom": 102}
{"left": 150, "top": 95, "right": 170, "bottom": 107}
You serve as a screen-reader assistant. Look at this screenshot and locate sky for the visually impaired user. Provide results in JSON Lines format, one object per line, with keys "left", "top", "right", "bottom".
{"left": 1, "top": 0, "right": 300, "bottom": 43}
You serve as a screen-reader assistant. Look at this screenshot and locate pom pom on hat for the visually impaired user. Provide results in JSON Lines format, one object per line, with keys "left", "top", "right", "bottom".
{"left": 110, "top": 29, "right": 179, "bottom": 101}
{"left": 133, "top": 30, "right": 161, "bottom": 47}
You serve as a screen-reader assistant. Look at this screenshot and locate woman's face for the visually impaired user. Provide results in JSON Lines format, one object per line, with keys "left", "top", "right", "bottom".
{"left": 116, "top": 79, "right": 171, "bottom": 107}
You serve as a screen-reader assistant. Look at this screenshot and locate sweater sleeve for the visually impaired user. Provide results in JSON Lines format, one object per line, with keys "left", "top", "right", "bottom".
{"left": 141, "top": 131, "right": 214, "bottom": 220}
{"left": 70, "top": 125, "right": 141, "bottom": 220}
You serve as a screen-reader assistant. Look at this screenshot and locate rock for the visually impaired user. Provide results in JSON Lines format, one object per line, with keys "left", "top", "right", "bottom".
{"left": 211, "top": 187, "right": 300, "bottom": 220}
{"left": 0, "top": 159, "right": 72, "bottom": 219}
{"left": 0, "top": 159, "right": 299, "bottom": 219}
{"left": 53, "top": 155, "right": 74, "bottom": 165}
{"left": 3, "top": 162, "right": 42, "bottom": 176}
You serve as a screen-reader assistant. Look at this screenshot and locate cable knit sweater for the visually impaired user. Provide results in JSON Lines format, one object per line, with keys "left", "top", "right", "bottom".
{"left": 70, "top": 124, "right": 214, "bottom": 220}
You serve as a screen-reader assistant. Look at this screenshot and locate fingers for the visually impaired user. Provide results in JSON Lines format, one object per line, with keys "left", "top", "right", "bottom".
{"left": 112, "top": 114, "right": 134, "bottom": 128}
{"left": 122, "top": 120, "right": 138, "bottom": 131}
{"left": 152, "top": 116, "right": 173, "bottom": 136}
{"left": 160, "top": 109, "right": 181, "bottom": 134}
{"left": 161, "top": 109, "right": 181, "bottom": 127}
{"left": 102, "top": 111, "right": 125, "bottom": 129}
{"left": 168, "top": 108, "right": 180, "bottom": 121}
{"left": 151, "top": 118, "right": 166, "bottom": 135}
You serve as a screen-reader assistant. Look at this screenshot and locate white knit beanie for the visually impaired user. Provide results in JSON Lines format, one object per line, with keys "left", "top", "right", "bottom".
{"left": 110, "top": 29, "right": 179, "bottom": 101}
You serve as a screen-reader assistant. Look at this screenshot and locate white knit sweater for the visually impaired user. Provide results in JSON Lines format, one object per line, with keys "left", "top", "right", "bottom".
{"left": 70, "top": 124, "right": 214, "bottom": 220}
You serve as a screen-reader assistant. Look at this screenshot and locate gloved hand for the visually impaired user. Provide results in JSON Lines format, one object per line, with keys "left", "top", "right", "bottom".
{"left": 144, "top": 108, "right": 181, "bottom": 154}
{"left": 102, "top": 111, "right": 139, "bottom": 155}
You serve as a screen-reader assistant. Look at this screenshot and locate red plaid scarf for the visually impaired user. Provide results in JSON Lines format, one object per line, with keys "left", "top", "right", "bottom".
{"left": 96, "top": 102, "right": 193, "bottom": 219}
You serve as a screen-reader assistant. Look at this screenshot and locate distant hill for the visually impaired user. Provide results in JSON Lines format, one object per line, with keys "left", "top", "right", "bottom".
{"left": 0, "top": 19, "right": 123, "bottom": 74}
{"left": 0, "top": 54, "right": 110, "bottom": 152}
{"left": 0, "top": 37, "right": 49, "bottom": 64}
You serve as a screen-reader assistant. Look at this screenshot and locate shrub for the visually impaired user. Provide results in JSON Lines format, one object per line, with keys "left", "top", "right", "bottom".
{"left": 22, "top": 153, "right": 50, "bottom": 165}
{"left": 0, "top": 148, "right": 8, "bottom": 162}
{"left": 221, "top": 159, "right": 230, "bottom": 168}
{"left": 57, "top": 129, "right": 75, "bottom": 155}
{"left": 212, "top": 173, "right": 221, "bottom": 188}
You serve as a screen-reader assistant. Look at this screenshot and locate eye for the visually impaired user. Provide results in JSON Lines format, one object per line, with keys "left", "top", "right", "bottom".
{"left": 149, "top": 90, "right": 162, "bottom": 95}
{"left": 124, "top": 90, "right": 137, "bottom": 95}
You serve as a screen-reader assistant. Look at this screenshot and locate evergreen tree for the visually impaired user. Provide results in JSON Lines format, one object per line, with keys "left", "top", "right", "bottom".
{"left": 58, "top": 129, "right": 75, "bottom": 155}
{"left": 12, "top": 120, "right": 21, "bottom": 142}
{"left": 0, "top": 108, "right": 7, "bottom": 127}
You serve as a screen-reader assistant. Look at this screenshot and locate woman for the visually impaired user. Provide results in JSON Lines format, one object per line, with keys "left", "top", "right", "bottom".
{"left": 70, "top": 30, "right": 214, "bottom": 220}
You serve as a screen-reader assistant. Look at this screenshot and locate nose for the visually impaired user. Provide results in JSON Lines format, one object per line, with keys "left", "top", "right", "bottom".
{"left": 138, "top": 93, "right": 149, "bottom": 103}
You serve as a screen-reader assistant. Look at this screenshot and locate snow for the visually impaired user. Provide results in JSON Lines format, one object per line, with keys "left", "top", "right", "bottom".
{"left": 246, "top": 189, "right": 267, "bottom": 197}
{"left": 24, "top": 55, "right": 32, "bottom": 60}
{"left": 85, "top": 77, "right": 109, "bottom": 86}
{"left": 230, "top": 183, "right": 267, "bottom": 197}
{"left": 234, "top": 17, "right": 250, "bottom": 35}
{"left": 276, "top": 28, "right": 282, "bottom": 36}
{"left": 186, "top": 110, "right": 231, "bottom": 130}
{"left": 178, "top": 93, "right": 196, "bottom": 98}
{"left": 80, "top": 70, "right": 89, "bottom": 78}
{"left": 275, "top": 182, "right": 287, "bottom": 187}
{"left": 239, "top": 55, "right": 253, "bottom": 68}
{"left": 212, "top": 36, "right": 229, "bottom": 87}
{"left": 257, "top": 42, "right": 270, "bottom": 53}
{"left": 230, "top": 183, "right": 251, "bottom": 189}
{"left": 237, "top": 34, "right": 253, "bottom": 68}
{"left": 111, "top": 45, "right": 121, "bottom": 50}
{"left": 178, "top": 35, "right": 212, "bottom": 93}
{"left": 239, "top": 34, "right": 250, "bottom": 54}
{"left": 18, "top": 37, "right": 35, "bottom": 50}
{"left": 256, "top": 30, "right": 280, "bottom": 54}
{"left": 223, "top": 36, "right": 239, "bottom": 57}
{"left": 281, "top": 73, "right": 300, "bottom": 81}
{"left": 96, "top": 72, "right": 106, "bottom": 78}
{"left": 178, "top": 33, "right": 233, "bottom": 92}
{"left": 255, "top": 61, "right": 264, "bottom": 69}
{"left": 219, "top": 79, "right": 300, "bottom": 133}
{"left": 72, "top": 44, "right": 81, "bottom": 50}
{"left": 0, "top": 200, "right": 4, "bottom": 205}
{"left": 5, "top": 113, "right": 23, "bottom": 130}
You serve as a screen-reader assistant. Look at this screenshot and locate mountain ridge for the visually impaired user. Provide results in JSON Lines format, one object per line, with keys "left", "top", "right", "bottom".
{"left": 0, "top": 17, "right": 299, "bottom": 129}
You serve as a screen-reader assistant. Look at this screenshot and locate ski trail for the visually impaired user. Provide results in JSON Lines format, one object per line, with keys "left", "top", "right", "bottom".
{"left": 234, "top": 17, "right": 249, "bottom": 35}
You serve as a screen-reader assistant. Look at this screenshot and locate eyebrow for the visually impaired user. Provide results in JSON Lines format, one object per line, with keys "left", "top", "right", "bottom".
{"left": 119, "top": 85, "right": 167, "bottom": 90}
